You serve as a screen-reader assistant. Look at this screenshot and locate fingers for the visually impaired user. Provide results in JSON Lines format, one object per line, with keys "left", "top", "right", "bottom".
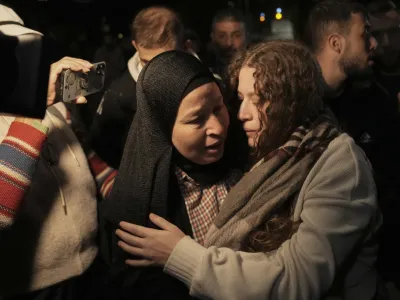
{"left": 119, "top": 221, "right": 155, "bottom": 238}
{"left": 66, "top": 57, "right": 92, "bottom": 69}
{"left": 75, "top": 96, "right": 88, "bottom": 104}
{"left": 47, "top": 57, "right": 93, "bottom": 106}
{"left": 54, "top": 56, "right": 92, "bottom": 72}
{"left": 149, "top": 213, "right": 177, "bottom": 232}
{"left": 49, "top": 62, "right": 89, "bottom": 84}
{"left": 125, "top": 259, "right": 156, "bottom": 267}
{"left": 118, "top": 240, "right": 146, "bottom": 257}
{"left": 49, "top": 57, "right": 92, "bottom": 84}
{"left": 116, "top": 229, "right": 143, "bottom": 247}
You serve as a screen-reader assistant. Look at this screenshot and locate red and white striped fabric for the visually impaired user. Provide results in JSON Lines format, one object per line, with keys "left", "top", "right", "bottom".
{"left": 175, "top": 167, "right": 242, "bottom": 245}
{"left": 0, "top": 120, "right": 48, "bottom": 228}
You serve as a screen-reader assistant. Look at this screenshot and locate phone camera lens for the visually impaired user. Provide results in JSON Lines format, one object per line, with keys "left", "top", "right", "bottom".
{"left": 98, "top": 63, "right": 105, "bottom": 70}
{"left": 96, "top": 69, "right": 104, "bottom": 76}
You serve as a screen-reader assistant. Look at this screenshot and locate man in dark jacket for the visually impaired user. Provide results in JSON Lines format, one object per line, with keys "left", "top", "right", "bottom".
{"left": 306, "top": 0, "right": 400, "bottom": 287}
{"left": 89, "top": 6, "right": 185, "bottom": 168}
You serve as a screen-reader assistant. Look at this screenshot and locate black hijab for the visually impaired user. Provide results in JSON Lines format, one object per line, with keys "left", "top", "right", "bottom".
{"left": 100, "top": 50, "right": 229, "bottom": 229}
{"left": 98, "top": 52, "right": 245, "bottom": 297}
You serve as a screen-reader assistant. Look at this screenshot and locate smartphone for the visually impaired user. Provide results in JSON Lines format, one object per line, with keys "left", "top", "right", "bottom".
{"left": 55, "top": 62, "right": 106, "bottom": 103}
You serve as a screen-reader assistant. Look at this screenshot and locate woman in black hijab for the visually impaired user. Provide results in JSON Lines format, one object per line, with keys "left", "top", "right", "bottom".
{"left": 99, "top": 51, "right": 243, "bottom": 299}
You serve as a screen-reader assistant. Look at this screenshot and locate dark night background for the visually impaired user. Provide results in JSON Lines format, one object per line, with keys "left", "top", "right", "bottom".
{"left": 2, "top": 0, "right": 398, "bottom": 63}
{"left": 2, "top": 0, "right": 321, "bottom": 45}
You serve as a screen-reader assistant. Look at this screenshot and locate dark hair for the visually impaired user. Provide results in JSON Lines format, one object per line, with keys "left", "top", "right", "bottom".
{"left": 305, "top": 0, "right": 367, "bottom": 53}
{"left": 229, "top": 40, "right": 324, "bottom": 252}
{"left": 212, "top": 8, "right": 246, "bottom": 31}
{"left": 131, "top": 6, "right": 184, "bottom": 49}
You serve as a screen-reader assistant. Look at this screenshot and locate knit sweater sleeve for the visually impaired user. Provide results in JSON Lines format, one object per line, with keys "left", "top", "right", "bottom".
{"left": 164, "top": 136, "right": 378, "bottom": 300}
{"left": 87, "top": 151, "right": 117, "bottom": 199}
{"left": 0, "top": 120, "right": 49, "bottom": 229}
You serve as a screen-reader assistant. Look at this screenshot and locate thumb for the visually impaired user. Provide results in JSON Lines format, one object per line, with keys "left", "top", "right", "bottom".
{"left": 149, "top": 213, "right": 176, "bottom": 231}
{"left": 75, "top": 96, "right": 88, "bottom": 104}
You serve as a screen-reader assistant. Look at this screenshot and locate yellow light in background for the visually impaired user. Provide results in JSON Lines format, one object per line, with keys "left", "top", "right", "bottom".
{"left": 118, "top": 33, "right": 123, "bottom": 39}
{"left": 260, "top": 16, "right": 266, "bottom": 22}
{"left": 275, "top": 13, "right": 282, "bottom": 20}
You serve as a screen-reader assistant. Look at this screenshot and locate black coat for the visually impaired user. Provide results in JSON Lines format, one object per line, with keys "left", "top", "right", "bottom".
{"left": 99, "top": 51, "right": 219, "bottom": 300}
{"left": 89, "top": 70, "right": 137, "bottom": 169}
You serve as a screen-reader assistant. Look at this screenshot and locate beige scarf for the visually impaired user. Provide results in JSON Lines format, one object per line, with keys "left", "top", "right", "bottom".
{"left": 205, "top": 114, "right": 340, "bottom": 250}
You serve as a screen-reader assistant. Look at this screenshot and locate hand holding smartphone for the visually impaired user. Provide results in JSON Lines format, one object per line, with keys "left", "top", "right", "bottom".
{"left": 55, "top": 61, "right": 106, "bottom": 103}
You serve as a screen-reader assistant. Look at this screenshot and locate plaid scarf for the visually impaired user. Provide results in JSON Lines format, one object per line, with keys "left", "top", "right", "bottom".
{"left": 204, "top": 112, "right": 340, "bottom": 250}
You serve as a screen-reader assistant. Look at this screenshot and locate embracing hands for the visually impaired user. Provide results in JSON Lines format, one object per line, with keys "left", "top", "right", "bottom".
{"left": 116, "top": 213, "right": 186, "bottom": 267}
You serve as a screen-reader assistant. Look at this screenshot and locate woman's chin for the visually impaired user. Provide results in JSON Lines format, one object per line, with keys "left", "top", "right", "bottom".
{"left": 247, "top": 138, "right": 256, "bottom": 148}
{"left": 196, "top": 151, "right": 224, "bottom": 165}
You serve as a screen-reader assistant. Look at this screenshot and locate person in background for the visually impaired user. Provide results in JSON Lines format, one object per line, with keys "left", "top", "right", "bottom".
{"left": 89, "top": 6, "right": 185, "bottom": 169}
{"left": 183, "top": 28, "right": 202, "bottom": 58}
{"left": 99, "top": 50, "right": 243, "bottom": 300}
{"left": 205, "top": 8, "right": 250, "bottom": 157}
{"left": 0, "top": 5, "right": 101, "bottom": 300}
{"left": 304, "top": 0, "right": 377, "bottom": 93}
{"left": 79, "top": 27, "right": 126, "bottom": 130}
{"left": 93, "top": 29, "right": 125, "bottom": 88}
{"left": 368, "top": 0, "right": 400, "bottom": 289}
{"left": 368, "top": 0, "right": 400, "bottom": 111}
{"left": 116, "top": 40, "right": 381, "bottom": 300}
{"left": 206, "top": 8, "right": 247, "bottom": 80}
{"left": 305, "top": 0, "right": 400, "bottom": 290}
